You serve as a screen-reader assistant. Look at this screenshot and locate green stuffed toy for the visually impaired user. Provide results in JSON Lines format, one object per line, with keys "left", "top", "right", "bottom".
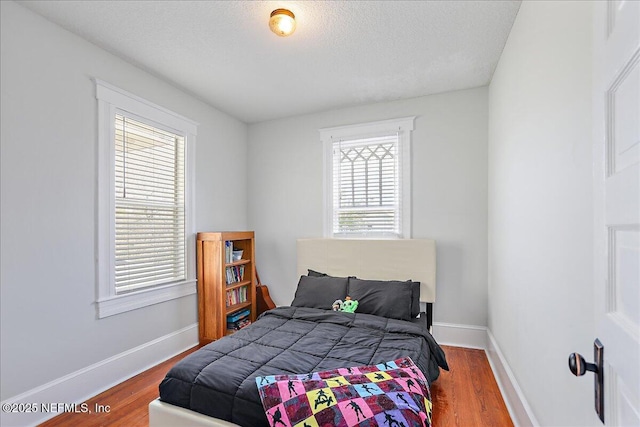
{"left": 339, "top": 296, "right": 359, "bottom": 313}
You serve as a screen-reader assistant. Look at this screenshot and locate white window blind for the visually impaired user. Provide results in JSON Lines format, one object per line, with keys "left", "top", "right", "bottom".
{"left": 332, "top": 134, "right": 401, "bottom": 236}
{"left": 114, "top": 113, "right": 186, "bottom": 293}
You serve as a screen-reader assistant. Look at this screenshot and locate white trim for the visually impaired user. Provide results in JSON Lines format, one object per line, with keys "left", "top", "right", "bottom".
{"left": 485, "top": 329, "right": 540, "bottom": 427}
{"left": 431, "top": 321, "right": 488, "bottom": 349}
{"left": 0, "top": 324, "right": 198, "bottom": 427}
{"left": 94, "top": 79, "right": 197, "bottom": 318}
{"left": 319, "top": 116, "right": 416, "bottom": 140}
{"left": 94, "top": 79, "right": 198, "bottom": 133}
{"left": 320, "top": 116, "right": 415, "bottom": 239}
{"left": 96, "top": 279, "right": 196, "bottom": 318}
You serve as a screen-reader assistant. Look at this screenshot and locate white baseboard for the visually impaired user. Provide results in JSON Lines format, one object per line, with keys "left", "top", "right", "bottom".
{"left": 432, "top": 321, "right": 488, "bottom": 349}
{"left": 0, "top": 323, "right": 198, "bottom": 427}
{"left": 485, "top": 329, "right": 540, "bottom": 427}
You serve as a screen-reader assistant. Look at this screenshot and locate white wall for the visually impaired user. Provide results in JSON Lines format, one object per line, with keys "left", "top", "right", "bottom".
{"left": 488, "top": 1, "right": 598, "bottom": 426}
{"left": 0, "top": 0, "right": 247, "bottom": 403}
{"left": 248, "top": 87, "right": 488, "bottom": 328}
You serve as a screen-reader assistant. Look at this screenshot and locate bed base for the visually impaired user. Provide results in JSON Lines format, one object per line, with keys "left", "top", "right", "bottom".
{"left": 149, "top": 399, "right": 240, "bottom": 427}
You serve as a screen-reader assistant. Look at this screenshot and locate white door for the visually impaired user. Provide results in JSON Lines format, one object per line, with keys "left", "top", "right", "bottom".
{"left": 593, "top": 1, "right": 640, "bottom": 425}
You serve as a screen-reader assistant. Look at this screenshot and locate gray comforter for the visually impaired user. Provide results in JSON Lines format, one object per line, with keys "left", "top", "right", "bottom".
{"left": 159, "top": 306, "right": 449, "bottom": 426}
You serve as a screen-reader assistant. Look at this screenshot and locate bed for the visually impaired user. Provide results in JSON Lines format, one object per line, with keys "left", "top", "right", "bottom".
{"left": 150, "top": 238, "right": 448, "bottom": 427}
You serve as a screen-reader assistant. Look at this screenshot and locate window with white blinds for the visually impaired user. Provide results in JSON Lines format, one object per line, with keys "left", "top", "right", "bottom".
{"left": 114, "top": 114, "right": 185, "bottom": 293}
{"left": 333, "top": 135, "right": 401, "bottom": 235}
{"left": 96, "top": 79, "right": 197, "bottom": 318}
{"left": 321, "top": 117, "right": 414, "bottom": 239}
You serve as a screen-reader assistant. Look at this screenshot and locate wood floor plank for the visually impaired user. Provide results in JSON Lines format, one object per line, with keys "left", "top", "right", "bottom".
{"left": 431, "top": 346, "right": 514, "bottom": 427}
{"left": 38, "top": 344, "right": 512, "bottom": 426}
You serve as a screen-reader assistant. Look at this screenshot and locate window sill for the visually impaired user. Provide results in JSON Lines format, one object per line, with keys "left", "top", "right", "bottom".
{"left": 330, "top": 233, "right": 404, "bottom": 239}
{"left": 96, "top": 279, "right": 196, "bottom": 318}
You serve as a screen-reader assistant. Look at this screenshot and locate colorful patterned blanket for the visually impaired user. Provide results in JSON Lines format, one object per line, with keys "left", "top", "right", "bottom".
{"left": 256, "top": 357, "right": 432, "bottom": 427}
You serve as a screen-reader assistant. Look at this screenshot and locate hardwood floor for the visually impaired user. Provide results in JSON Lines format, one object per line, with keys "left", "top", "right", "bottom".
{"left": 37, "top": 346, "right": 201, "bottom": 427}
{"left": 431, "top": 346, "right": 514, "bottom": 427}
{"left": 38, "top": 345, "right": 512, "bottom": 427}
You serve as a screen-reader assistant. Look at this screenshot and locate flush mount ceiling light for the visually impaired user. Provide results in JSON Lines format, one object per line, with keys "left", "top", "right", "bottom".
{"left": 269, "top": 8, "right": 296, "bottom": 37}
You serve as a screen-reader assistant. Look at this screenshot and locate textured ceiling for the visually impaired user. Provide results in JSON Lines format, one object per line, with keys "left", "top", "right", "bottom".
{"left": 19, "top": 1, "right": 521, "bottom": 123}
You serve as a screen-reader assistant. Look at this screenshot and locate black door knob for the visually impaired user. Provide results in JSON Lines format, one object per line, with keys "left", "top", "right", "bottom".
{"left": 568, "top": 339, "right": 605, "bottom": 424}
{"left": 568, "top": 352, "right": 596, "bottom": 376}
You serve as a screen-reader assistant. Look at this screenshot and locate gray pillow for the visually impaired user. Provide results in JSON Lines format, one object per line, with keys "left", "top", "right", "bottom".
{"left": 307, "top": 269, "right": 328, "bottom": 277}
{"left": 347, "top": 278, "right": 414, "bottom": 321}
{"left": 291, "top": 275, "right": 348, "bottom": 310}
{"left": 307, "top": 269, "right": 351, "bottom": 280}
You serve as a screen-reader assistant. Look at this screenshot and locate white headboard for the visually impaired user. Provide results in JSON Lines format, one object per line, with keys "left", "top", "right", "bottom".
{"left": 296, "top": 239, "right": 436, "bottom": 303}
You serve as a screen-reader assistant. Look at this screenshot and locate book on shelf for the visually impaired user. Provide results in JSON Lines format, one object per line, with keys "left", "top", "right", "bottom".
{"left": 226, "top": 307, "right": 251, "bottom": 331}
{"left": 227, "top": 318, "right": 251, "bottom": 331}
{"left": 225, "top": 285, "right": 248, "bottom": 307}
{"left": 225, "top": 265, "right": 245, "bottom": 285}
{"left": 226, "top": 309, "right": 250, "bottom": 323}
{"left": 225, "top": 240, "right": 232, "bottom": 264}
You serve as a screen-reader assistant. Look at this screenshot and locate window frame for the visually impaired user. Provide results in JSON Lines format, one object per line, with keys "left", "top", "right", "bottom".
{"left": 95, "top": 79, "right": 198, "bottom": 318}
{"left": 320, "top": 116, "right": 415, "bottom": 239}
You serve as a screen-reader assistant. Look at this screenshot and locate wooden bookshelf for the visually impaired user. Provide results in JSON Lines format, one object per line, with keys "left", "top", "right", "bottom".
{"left": 196, "top": 231, "right": 257, "bottom": 344}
